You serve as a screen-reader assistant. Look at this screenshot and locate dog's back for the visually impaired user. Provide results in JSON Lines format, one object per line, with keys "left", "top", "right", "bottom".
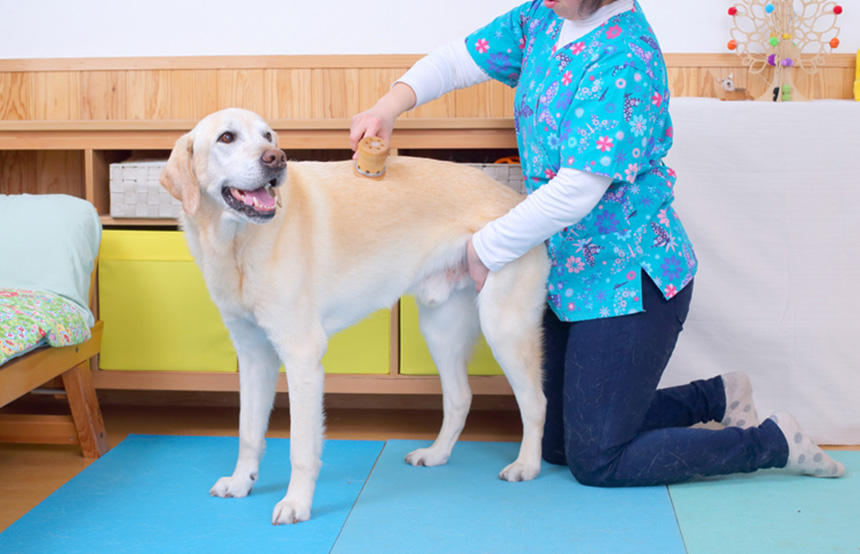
{"left": 286, "top": 156, "right": 524, "bottom": 235}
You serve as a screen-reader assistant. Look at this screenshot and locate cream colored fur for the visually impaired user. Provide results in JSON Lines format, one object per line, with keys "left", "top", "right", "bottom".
{"left": 160, "top": 108, "right": 551, "bottom": 525}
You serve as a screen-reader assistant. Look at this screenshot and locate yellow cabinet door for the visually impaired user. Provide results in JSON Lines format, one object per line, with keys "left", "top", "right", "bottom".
{"left": 100, "top": 230, "right": 391, "bottom": 374}
{"left": 399, "top": 295, "right": 503, "bottom": 376}
{"left": 99, "top": 230, "right": 237, "bottom": 372}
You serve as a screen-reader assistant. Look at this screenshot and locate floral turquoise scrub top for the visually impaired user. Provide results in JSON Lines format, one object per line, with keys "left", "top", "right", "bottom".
{"left": 466, "top": 0, "right": 697, "bottom": 322}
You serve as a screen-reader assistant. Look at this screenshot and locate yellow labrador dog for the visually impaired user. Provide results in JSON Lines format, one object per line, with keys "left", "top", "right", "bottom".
{"left": 160, "top": 108, "right": 550, "bottom": 525}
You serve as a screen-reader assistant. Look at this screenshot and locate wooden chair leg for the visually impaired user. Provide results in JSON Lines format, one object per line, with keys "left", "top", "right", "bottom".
{"left": 61, "top": 361, "right": 109, "bottom": 458}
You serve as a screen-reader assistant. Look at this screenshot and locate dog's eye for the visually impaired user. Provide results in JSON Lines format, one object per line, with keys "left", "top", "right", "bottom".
{"left": 218, "top": 132, "right": 235, "bottom": 144}
{"left": 264, "top": 132, "right": 273, "bottom": 142}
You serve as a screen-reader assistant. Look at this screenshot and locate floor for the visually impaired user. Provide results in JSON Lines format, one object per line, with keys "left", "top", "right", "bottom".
{"left": 3, "top": 396, "right": 856, "bottom": 537}
{"left": 0, "top": 400, "right": 522, "bottom": 532}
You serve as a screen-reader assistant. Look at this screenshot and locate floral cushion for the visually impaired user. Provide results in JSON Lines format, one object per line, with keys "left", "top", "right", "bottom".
{"left": 0, "top": 288, "right": 92, "bottom": 367}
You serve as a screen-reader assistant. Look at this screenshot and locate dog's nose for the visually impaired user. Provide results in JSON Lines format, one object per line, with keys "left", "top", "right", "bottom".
{"left": 261, "top": 149, "right": 287, "bottom": 169}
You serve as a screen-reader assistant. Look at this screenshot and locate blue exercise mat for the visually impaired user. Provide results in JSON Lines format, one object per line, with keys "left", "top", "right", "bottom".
{"left": 332, "top": 439, "right": 686, "bottom": 554}
{"left": 0, "top": 435, "right": 383, "bottom": 554}
{"left": 668, "top": 450, "right": 860, "bottom": 554}
{"left": 7, "top": 434, "right": 851, "bottom": 553}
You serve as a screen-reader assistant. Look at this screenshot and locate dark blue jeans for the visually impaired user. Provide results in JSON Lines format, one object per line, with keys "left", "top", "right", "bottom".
{"left": 541, "top": 272, "right": 789, "bottom": 486}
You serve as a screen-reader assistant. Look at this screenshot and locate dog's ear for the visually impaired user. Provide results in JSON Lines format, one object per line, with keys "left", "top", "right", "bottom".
{"left": 160, "top": 132, "right": 200, "bottom": 216}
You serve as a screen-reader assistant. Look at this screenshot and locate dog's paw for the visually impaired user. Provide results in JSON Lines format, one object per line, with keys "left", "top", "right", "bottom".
{"left": 209, "top": 474, "right": 255, "bottom": 498}
{"left": 405, "top": 446, "right": 450, "bottom": 467}
{"left": 272, "top": 498, "right": 311, "bottom": 525}
{"left": 499, "top": 461, "right": 540, "bottom": 482}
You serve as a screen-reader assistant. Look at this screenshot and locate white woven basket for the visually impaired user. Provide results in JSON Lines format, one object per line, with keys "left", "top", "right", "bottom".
{"left": 466, "top": 163, "right": 526, "bottom": 194}
{"left": 109, "top": 160, "right": 180, "bottom": 218}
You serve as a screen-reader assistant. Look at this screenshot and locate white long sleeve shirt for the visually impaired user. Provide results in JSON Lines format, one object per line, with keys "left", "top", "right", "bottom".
{"left": 396, "top": 1, "right": 635, "bottom": 271}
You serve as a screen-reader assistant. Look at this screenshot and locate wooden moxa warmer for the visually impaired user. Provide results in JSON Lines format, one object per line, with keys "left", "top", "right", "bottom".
{"left": 354, "top": 136, "right": 390, "bottom": 179}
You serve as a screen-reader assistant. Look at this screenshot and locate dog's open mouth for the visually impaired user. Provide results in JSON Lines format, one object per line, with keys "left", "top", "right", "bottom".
{"left": 221, "top": 181, "right": 278, "bottom": 220}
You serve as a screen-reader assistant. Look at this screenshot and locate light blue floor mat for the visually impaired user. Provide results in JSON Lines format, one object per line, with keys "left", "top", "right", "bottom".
{"left": 333, "top": 439, "right": 685, "bottom": 554}
{"left": 668, "top": 450, "right": 860, "bottom": 553}
{"left": 0, "top": 435, "right": 383, "bottom": 554}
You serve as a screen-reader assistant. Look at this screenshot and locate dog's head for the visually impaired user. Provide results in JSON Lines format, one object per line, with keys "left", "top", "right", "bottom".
{"left": 160, "top": 108, "right": 287, "bottom": 223}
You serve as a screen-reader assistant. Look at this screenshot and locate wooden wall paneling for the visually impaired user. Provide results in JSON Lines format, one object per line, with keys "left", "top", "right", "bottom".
{"left": 263, "top": 69, "right": 281, "bottom": 119}
{"left": 797, "top": 66, "right": 853, "bottom": 100}
{"left": 451, "top": 85, "right": 484, "bottom": 118}
{"left": 126, "top": 70, "right": 173, "bottom": 120}
{"left": 80, "top": 71, "right": 127, "bottom": 120}
{"left": 697, "top": 67, "right": 725, "bottom": 98}
{"left": 0, "top": 73, "right": 32, "bottom": 120}
{"left": 282, "top": 68, "right": 313, "bottom": 120}
{"left": 38, "top": 151, "right": 85, "bottom": 197}
{"left": 309, "top": 68, "right": 328, "bottom": 119}
{"left": 450, "top": 81, "right": 515, "bottom": 118}
{"left": 318, "top": 68, "right": 362, "bottom": 119}
{"left": 410, "top": 94, "right": 455, "bottom": 119}
{"left": 125, "top": 71, "right": 149, "bottom": 120}
{"left": 147, "top": 70, "right": 175, "bottom": 120}
{"left": 0, "top": 151, "right": 83, "bottom": 196}
{"left": 170, "top": 69, "right": 219, "bottom": 120}
{"left": 667, "top": 66, "right": 699, "bottom": 99}
{"left": 490, "top": 81, "right": 516, "bottom": 119}
{"left": 32, "top": 72, "right": 81, "bottom": 120}
{"left": 216, "top": 69, "right": 266, "bottom": 116}
{"left": 0, "top": 151, "right": 34, "bottom": 194}
{"left": 0, "top": 54, "right": 856, "bottom": 124}
{"left": 356, "top": 67, "right": 405, "bottom": 117}
{"left": 341, "top": 68, "right": 364, "bottom": 120}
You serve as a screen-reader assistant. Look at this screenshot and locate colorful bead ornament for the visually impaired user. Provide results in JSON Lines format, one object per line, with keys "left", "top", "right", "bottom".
{"left": 726, "top": 1, "right": 843, "bottom": 102}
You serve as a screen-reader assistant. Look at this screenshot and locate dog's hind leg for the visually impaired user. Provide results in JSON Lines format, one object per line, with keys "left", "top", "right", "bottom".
{"left": 405, "top": 286, "right": 480, "bottom": 467}
{"left": 478, "top": 248, "right": 549, "bottom": 482}
{"left": 210, "top": 320, "right": 280, "bottom": 499}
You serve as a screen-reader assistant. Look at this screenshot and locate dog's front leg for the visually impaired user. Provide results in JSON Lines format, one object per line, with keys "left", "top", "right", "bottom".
{"left": 210, "top": 321, "right": 280, "bottom": 499}
{"left": 270, "top": 331, "right": 327, "bottom": 525}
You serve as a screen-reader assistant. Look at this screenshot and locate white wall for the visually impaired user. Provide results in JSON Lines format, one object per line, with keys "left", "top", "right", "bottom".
{"left": 1, "top": 0, "right": 857, "bottom": 58}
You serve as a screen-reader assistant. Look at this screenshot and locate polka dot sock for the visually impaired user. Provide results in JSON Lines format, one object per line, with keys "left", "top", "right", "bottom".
{"left": 769, "top": 411, "right": 845, "bottom": 478}
{"left": 720, "top": 372, "right": 759, "bottom": 429}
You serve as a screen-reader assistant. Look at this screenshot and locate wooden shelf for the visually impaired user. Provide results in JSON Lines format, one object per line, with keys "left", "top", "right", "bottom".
{"left": 2, "top": 117, "right": 518, "bottom": 229}
{"left": 99, "top": 216, "right": 178, "bottom": 227}
{"left": 0, "top": 118, "right": 516, "bottom": 150}
{"left": 91, "top": 370, "right": 514, "bottom": 396}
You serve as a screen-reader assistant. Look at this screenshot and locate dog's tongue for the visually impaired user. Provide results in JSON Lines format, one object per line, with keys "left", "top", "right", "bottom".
{"left": 240, "top": 187, "right": 276, "bottom": 210}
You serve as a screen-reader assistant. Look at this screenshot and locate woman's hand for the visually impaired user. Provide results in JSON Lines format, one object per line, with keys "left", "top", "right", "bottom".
{"left": 349, "top": 82, "right": 417, "bottom": 155}
{"left": 349, "top": 108, "right": 395, "bottom": 153}
{"left": 466, "top": 237, "right": 490, "bottom": 292}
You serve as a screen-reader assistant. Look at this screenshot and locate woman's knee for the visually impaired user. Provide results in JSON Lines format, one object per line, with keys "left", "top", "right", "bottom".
{"left": 568, "top": 461, "right": 618, "bottom": 486}
{"left": 565, "top": 446, "right": 624, "bottom": 487}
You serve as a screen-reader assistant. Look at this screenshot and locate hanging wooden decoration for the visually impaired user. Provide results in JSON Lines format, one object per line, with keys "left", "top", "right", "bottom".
{"left": 727, "top": 1, "right": 842, "bottom": 101}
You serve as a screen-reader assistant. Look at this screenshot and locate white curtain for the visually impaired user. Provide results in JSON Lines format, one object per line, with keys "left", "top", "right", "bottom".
{"left": 660, "top": 98, "right": 860, "bottom": 445}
